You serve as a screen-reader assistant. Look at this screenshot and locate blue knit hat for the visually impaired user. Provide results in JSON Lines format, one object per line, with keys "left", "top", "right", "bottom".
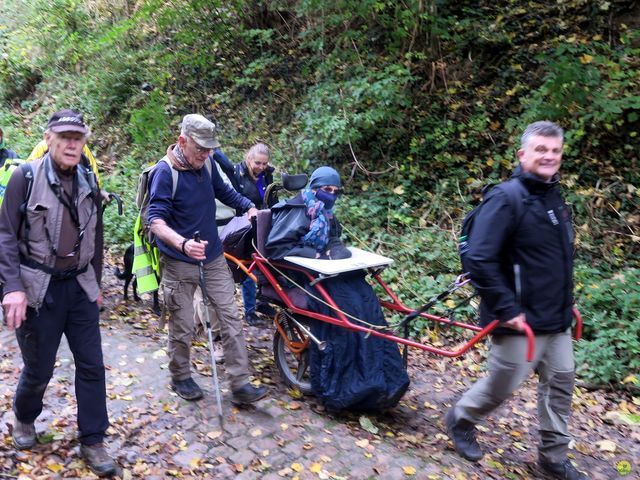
{"left": 309, "top": 166, "right": 341, "bottom": 189}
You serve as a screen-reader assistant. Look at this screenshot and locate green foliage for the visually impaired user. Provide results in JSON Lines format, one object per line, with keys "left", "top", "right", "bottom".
{"left": 574, "top": 267, "right": 640, "bottom": 389}
{"left": 295, "top": 64, "right": 413, "bottom": 162}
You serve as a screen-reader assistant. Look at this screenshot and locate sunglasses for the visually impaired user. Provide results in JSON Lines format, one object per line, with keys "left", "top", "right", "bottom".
{"left": 320, "top": 186, "right": 341, "bottom": 194}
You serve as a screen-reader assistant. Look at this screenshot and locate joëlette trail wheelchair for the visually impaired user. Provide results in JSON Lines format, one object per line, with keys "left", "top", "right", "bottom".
{"left": 223, "top": 174, "right": 583, "bottom": 394}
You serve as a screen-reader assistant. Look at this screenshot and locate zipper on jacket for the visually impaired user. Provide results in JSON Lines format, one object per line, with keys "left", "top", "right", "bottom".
{"left": 514, "top": 263, "right": 522, "bottom": 305}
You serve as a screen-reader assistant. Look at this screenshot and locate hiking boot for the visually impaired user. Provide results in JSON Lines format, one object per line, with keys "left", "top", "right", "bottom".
{"left": 171, "top": 378, "right": 204, "bottom": 401}
{"left": 212, "top": 341, "right": 225, "bottom": 364}
{"left": 444, "top": 408, "right": 483, "bottom": 462}
{"left": 232, "top": 383, "right": 268, "bottom": 404}
{"left": 539, "top": 458, "right": 588, "bottom": 480}
{"left": 12, "top": 416, "right": 36, "bottom": 450}
{"left": 245, "top": 312, "right": 262, "bottom": 326}
{"left": 80, "top": 443, "right": 117, "bottom": 477}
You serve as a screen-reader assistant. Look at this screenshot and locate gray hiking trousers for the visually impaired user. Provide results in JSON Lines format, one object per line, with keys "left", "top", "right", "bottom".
{"left": 452, "top": 329, "right": 575, "bottom": 463}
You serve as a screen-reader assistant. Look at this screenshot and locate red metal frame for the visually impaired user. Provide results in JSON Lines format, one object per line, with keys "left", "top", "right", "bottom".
{"left": 247, "top": 255, "right": 539, "bottom": 360}
{"left": 226, "top": 252, "right": 585, "bottom": 364}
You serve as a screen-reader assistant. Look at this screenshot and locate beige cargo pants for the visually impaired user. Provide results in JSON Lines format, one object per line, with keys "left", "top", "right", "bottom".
{"left": 160, "top": 253, "right": 250, "bottom": 390}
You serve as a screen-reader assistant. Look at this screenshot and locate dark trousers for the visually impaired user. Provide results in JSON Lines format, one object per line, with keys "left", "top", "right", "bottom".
{"left": 13, "top": 278, "right": 109, "bottom": 445}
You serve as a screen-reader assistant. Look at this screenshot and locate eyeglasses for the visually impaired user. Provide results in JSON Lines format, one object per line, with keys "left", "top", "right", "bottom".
{"left": 189, "top": 138, "right": 212, "bottom": 154}
{"left": 320, "top": 186, "right": 341, "bottom": 194}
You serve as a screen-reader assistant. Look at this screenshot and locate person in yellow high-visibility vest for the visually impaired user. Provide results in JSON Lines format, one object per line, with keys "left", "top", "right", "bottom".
{"left": 132, "top": 215, "right": 160, "bottom": 294}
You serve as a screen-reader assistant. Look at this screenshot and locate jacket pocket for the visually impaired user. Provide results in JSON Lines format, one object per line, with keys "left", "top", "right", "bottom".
{"left": 24, "top": 204, "right": 48, "bottom": 237}
{"left": 19, "top": 263, "right": 49, "bottom": 307}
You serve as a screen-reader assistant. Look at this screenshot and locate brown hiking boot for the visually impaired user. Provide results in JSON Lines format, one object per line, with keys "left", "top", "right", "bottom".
{"left": 12, "top": 416, "right": 36, "bottom": 450}
{"left": 80, "top": 443, "right": 117, "bottom": 477}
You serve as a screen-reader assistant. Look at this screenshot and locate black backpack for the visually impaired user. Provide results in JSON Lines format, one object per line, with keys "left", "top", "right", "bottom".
{"left": 459, "top": 179, "right": 529, "bottom": 273}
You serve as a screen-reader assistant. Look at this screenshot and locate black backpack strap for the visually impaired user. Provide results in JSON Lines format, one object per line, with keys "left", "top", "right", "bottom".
{"left": 19, "top": 163, "right": 35, "bottom": 256}
{"left": 499, "top": 178, "right": 529, "bottom": 232}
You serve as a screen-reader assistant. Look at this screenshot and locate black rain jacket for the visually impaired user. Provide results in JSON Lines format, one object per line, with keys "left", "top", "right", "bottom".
{"left": 467, "top": 167, "right": 574, "bottom": 335}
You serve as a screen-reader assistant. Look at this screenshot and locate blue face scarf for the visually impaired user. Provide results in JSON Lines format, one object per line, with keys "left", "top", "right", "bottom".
{"left": 301, "top": 187, "right": 338, "bottom": 253}
{"left": 314, "top": 188, "right": 338, "bottom": 210}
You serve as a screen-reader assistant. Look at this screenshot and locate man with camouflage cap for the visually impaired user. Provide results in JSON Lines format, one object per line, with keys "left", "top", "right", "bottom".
{"left": 147, "top": 114, "right": 267, "bottom": 404}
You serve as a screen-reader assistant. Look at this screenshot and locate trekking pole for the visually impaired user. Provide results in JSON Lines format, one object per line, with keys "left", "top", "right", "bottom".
{"left": 194, "top": 231, "right": 224, "bottom": 429}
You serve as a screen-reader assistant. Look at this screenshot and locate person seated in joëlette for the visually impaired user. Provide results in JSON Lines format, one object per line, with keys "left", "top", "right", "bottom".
{"left": 265, "top": 166, "right": 410, "bottom": 412}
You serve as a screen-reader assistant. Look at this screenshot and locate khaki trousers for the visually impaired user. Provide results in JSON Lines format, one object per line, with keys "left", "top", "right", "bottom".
{"left": 453, "top": 329, "right": 575, "bottom": 463}
{"left": 160, "top": 253, "right": 250, "bottom": 390}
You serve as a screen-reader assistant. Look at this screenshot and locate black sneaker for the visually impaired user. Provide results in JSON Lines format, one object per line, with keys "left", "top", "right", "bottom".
{"left": 171, "top": 378, "right": 204, "bottom": 401}
{"left": 245, "top": 312, "right": 262, "bottom": 326}
{"left": 444, "top": 409, "right": 483, "bottom": 462}
{"left": 232, "top": 384, "right": 268, "bottom": 404}
{"left": 539, "top": 458, "right": 588, "bottom": 480}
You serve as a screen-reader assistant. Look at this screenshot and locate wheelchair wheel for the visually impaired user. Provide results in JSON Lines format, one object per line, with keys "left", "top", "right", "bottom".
{"left": 273, "top": 313, "right": 313, "bottom": 395}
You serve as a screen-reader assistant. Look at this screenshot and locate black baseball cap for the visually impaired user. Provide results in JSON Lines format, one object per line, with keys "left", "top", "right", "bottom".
{"left": 47, "top": 109, "right": 89, "bottom": 135}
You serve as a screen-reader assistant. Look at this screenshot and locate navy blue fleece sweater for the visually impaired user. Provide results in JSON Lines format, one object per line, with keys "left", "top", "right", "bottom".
{"left": 147, "top": 157, "right": 253, "bottom": 264}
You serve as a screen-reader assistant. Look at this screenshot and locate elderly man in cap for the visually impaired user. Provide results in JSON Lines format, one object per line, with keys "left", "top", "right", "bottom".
{"left": 147, "top": 113, "right": 267, "bottom": 404}
{"left": 0, "top": 109, "right": 116, "bottom": 476}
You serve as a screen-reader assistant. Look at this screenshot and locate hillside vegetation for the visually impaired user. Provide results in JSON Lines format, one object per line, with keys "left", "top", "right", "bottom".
{"left": 1, "top": 0, "right": 638, "bottom": 389}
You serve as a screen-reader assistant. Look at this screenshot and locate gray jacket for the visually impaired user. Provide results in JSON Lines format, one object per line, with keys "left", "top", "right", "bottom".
{"left": 0, "top": 155, "right": 100, "bottom": 307}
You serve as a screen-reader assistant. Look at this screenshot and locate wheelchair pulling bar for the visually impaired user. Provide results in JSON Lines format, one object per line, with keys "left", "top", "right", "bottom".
{"left": 251, "top": 256, "right": 536, "bottom": 361}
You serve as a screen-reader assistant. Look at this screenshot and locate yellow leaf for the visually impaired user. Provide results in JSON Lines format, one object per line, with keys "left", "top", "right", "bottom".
{"left": 250, "top": 428, "right": 262, "bottom": 437}
{"left": 207, "top": 430, "right": 223, "bottom": 440}
{"left": 310, "top": 463, "right": 322, "bottom": 473}
{"left": 291, "top": 462, "right": 304, "bottom": 472}
{"left": 445, "top": 299, "right": 456, "bottom": 308}
{"left": 403, "top": 466, "right": 417, "bottom": 475}
{"left": 189, "top": 457, "right": 202, "bottom": 468}
{"left": 47, "top": 463, "right": 64, "bottom": 473}
{"left": 288, "top": 388, "right": 304, "bottom": 399}
{"left": 235, "top": 463, "right": 245, "bottom": 472}
{"left": 580, "top": 54, "right": 594, "bottom": 64}
{"left": 393, "top": 185, "right": 405, "bottom": 195}
{"left": 622, "top": 374, "right": 637, "bottom": 385}
{"left": 280, "top": 423, "right": 289, "bottom": 431}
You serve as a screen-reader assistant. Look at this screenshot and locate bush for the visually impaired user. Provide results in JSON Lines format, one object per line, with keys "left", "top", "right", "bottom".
{"left": 574, "top": 267, "right": 640, "bottom": 389}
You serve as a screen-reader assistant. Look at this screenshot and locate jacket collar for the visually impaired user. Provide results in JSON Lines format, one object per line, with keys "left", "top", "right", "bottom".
{"left": 43, "top": 153, "right": 94, "bottom": 195}
{"left": 511, "top": 164, "right": 560, "bottom": 194}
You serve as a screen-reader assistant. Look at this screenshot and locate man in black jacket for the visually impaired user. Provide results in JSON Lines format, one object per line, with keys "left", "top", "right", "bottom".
{"left": 444, "top": 121, "right": 586, "bottom": 480}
